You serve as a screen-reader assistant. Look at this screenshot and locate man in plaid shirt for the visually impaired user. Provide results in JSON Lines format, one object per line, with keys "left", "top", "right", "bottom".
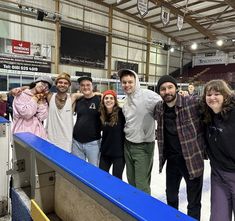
{"left": 154, "top": 75, "right": 206, "bottom": 220}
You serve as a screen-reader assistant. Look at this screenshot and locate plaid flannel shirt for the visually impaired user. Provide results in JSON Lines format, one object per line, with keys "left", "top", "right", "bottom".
{"left": 154, "top": 94, "right": 206, "bottom": 179}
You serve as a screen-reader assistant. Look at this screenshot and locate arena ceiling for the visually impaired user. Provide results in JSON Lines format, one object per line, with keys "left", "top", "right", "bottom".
{"left": 94, "top": 0, "right": 235, "bottom": 53}
{"left": 0, "top": 0, "right": 235, "bottom": 54}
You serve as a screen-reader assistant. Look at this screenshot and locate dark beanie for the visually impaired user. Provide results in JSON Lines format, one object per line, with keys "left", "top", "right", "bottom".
{"left": 156, "top": 75, "right": 178, "bottom": 94}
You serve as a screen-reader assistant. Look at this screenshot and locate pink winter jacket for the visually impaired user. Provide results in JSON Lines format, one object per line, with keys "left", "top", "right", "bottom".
{"left": 12, "top": 89, "right": 48, "bottom": 139}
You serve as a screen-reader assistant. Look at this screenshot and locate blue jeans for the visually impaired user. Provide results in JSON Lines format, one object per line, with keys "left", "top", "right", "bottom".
{"left": 72, "top": 139, "right": 100, "bottom": 166}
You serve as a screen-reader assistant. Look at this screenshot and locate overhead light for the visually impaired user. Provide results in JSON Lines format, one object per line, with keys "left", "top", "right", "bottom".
{"left": 232, "top": 39, "right": 235, "bottom": 42}
{"left": 216, "top": 39, "right": 223, "bottom": 47}
{"left": 191, "top": 43, "right": 198, "bottom": 50}
{"left": 170, "top": 47, "right": 174, "bottom": 52}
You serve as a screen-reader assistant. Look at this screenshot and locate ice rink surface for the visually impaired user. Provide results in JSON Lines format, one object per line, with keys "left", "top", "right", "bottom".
{"left": 123, "top": 141, "right": 211, "bottom": 221}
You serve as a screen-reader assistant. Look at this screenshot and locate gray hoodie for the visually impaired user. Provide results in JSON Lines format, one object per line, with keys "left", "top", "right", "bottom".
{"left": 122, "top": 71, "right": 162, "bottom": 143}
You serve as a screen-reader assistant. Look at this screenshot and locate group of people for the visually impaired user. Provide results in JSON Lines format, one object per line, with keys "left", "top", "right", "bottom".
{"left": 10, "top": 70, "right": 235, "bottom": 221}
{"left": 155, "top": 75, "right": 235, "bottom": 221}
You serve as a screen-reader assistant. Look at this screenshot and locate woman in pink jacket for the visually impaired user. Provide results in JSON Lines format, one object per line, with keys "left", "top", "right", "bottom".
{"left": 12, "top": 76, "right": 53, "bottom": 139}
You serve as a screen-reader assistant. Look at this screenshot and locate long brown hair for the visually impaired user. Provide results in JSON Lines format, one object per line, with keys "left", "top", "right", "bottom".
{"left": 201, "top": 79, "right": 235, "bottom": 124}
{"left": 100, "top": 95, "right": 119, "bottom": 127}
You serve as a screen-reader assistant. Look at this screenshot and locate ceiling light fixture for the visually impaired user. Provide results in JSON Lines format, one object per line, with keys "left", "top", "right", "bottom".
{"left": 191, "top": 43, "right": 198, "bottom": 50}
{"left": 216, "top": 39, "right": 223, "bottom": 47}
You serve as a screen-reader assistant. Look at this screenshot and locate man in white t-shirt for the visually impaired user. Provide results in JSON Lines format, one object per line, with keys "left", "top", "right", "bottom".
{"left": 46, "top": 73, "right": 82, "bottom": 152}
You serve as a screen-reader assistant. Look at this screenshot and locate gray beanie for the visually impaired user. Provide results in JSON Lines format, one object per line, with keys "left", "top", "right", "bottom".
{"left": 156, "top": 75, "right": 178, "bottom": 94}
{"left": 34, "top": 76, "right": 53, "bottom": 89}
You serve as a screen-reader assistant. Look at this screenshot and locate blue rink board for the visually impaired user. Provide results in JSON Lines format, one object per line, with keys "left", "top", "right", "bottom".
{"left": 14, "top": 132, "right": 195, "bottom": 221}
{"left": 0, "top": 116, "right": 10, "bottom": 124}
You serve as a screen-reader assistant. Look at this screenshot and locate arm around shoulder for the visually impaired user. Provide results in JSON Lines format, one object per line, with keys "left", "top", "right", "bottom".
{"left": 145, "top": 90, "right": 162, "bottom": 113}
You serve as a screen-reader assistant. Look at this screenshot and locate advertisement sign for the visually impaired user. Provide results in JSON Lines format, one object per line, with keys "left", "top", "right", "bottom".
{"left": 194, "top": 53, "right": 227, "bottom": 66}
{"left": 0, "top": 38, "right": 51, "bottom": 73}
{"left": 0, "top": 54, "right": 51, "bottom": 73}
{"left": 12, "top": 40, "right": 31, "bottom": 55}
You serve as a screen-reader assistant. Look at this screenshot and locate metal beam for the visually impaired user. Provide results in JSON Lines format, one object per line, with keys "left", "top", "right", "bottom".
{"left": 152, "top": 0, "right": 216, "bottom": 40}
{"left": 224, "top": 0, "right": 235, "bottom": 9}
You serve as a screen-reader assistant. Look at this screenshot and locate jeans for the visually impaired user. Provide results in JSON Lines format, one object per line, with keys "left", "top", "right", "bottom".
{"left": 166, "top": 155, "right": 203, "bottom": 220}
{"left": 72, "top": 139, "right": 100, "bottom": 166}
{"left": 210, "top": 167, "right": 235, "bottom": 221}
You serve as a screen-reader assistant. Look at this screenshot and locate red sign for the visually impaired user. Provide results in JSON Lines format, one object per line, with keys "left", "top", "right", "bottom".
{"left": 12, "top": 40, "right": 30, "bottom": 55}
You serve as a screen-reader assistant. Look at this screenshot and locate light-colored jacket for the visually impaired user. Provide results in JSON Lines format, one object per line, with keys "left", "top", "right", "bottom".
{"left": 122, "top": 72, "right": 161, "bottom": 143}
{"left": 12, "top": 89, "right": 48, "bottom": 139}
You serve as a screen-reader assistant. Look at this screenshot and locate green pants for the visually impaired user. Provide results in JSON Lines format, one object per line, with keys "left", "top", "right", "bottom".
{"left": 124, "top": 139, "right": 155, "bottom": 194}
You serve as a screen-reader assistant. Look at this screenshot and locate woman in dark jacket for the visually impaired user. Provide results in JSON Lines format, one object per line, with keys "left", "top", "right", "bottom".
{"left": 99, "top": 90, "right": 125, "bottom": 179}
{"left": 201, "top": 79, "right": 235, "bottom": 221}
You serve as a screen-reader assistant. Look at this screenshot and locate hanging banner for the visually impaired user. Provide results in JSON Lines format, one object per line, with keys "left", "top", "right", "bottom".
{"left": 177, "top": 15, "right": 184, "bottom": 31}
{"left": 137, "top": 0, "right": 149, "bottom": 17}
{"left": 161, "top": 7, "right": 170, "bottom": 26}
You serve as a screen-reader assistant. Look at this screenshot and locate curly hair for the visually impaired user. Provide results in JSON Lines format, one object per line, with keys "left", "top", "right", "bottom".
{"left": 200, "top": 79, "right": 235, "bottom": 124}
{"left": 99, "top": 95, "right": 120, "bottom": 127}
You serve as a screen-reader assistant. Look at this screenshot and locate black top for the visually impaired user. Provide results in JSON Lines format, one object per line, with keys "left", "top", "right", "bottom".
{"left": 205, "top": 108, "right": 235, "bottom": 172}
{"left": 163, "top": 104, "right": 182, "bottom": 158}
{"left": 73, "top": 95, "right": 101, "bottom": 143}
{"left": 100, "top": 108, "right": 125, "bottom": 158}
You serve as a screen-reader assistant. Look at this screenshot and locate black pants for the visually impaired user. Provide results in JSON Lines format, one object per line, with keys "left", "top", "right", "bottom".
{"left": 99, "top": 155, "right": 125, "bottom": 180}
{"left": 166, "top": 156, "right": 203, "bottom": 221}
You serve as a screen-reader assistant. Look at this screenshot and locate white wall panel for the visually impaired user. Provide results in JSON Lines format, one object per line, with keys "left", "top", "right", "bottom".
{"left": 112, "top": 38, "right": 128, "bottom": 45}
{"left": 157, "top": 54, "right": 167, "bottom": 65}
{"left": 157, "top": 66, "right": 167, "bottom": 76}
{"left": 112, "top": 44, "right": 128, "bottom": 59}
{"left": 0, "top": 20, "right": 9, "bottom": 38}
{"left": 60, "top": 5, "right": 84, "bottom": 21}
{"left": 129, "top": 24, "right": 146, "bottom": 38}
{"left": 23, "top": 26, "right": 54, "bottom": 45}
{"left": 150, "top": 50, "right": 157, "bottom": 63}
{"left": 128, "top": 48, "right": 146, "bottom": 62}
{"left": 170, "top": 56, "right": 181, "bottom": 67}
{"left": 113, "top": 19, "right": 129, "bottom": 33}
{"left": 9, "top": 23, "right": 21, "bottom": 40}
{"left": 84, "top": 11, "right": 108, "bottom": 27}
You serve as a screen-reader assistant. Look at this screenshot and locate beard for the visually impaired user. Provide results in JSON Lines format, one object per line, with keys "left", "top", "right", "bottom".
{"left": 57, "top": 86, "right": 69, "bottom": 93}
{"left": 162, "top": 93, "right": 177, "bottom": 103}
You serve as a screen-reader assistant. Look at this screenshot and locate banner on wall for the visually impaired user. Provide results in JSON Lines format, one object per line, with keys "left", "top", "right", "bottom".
{"left": 0, "top": 37, "right": 51, "bottom": 73}
{"left": 0, "top": 54, "right": 51, "bottom": 73}
{"left": 12, "top": 40, "right": 31, "bottom": 55}
{"left": 193, "top": 53, "right": 227, "bottom": 66}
